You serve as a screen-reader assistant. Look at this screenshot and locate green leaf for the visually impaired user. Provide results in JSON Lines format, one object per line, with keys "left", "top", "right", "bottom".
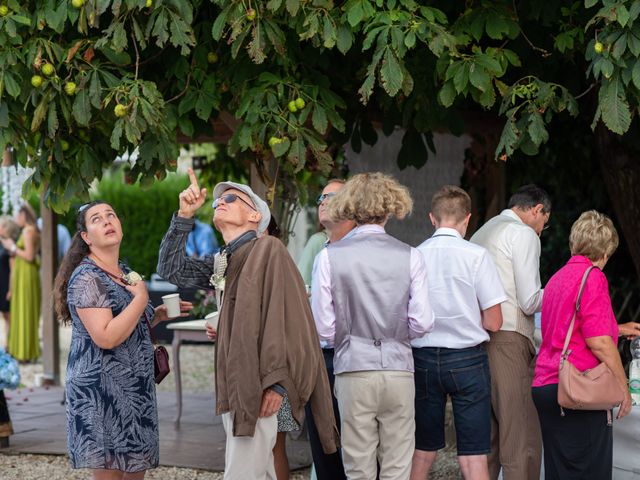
{"left": 97, "top": 46, "right": 132, "bottom": 65}
{"left": 152, "top": 9, "right": 170, "bottom": 48}
{"left": 287, "top": 137, "right": 306, "bottom": 171}
{"left": 72, "top": 89, "right": 91, "bottom": 127}
{"left": 110, "top": 119, "right": 124, "bottom": 150}
{"left": 358, "top": 47, "right": 383, "bottom": 104}
{"left": 178, "top": 116, "right": 194, "bottom": 138}
{"left": 599, "top": 77, "right": 631, "bottom": 134}
{"left": 312, "top": 105, "right": 328, "bottom": 134}
{"left": 404, "top": 31, "right": 416, "bottom": 49}
{"left": 438, "top": 81, "right": 456, "bottom": 107}
{"left": 3, "top": 72, "right": 20, "bottom": 98}
{"left": 286, "top": 0, "right": 300, "bottom": 16}
{"left": 527, "top": 112, "right": 549, "bottom": 146}
{"left": 47, "top": 102, "right": 58, "bottom": 138}
{"left": 89, "top": 71, "right": 102, "bottom": 109}
{"left": 347, "top": 2, "right": 364, "bottom": 27}
{"left": 211, "top": 5, "right": 230, "bottom": 40}
{"left": 380, "top": 49, "right": 403, "bottom": 97}
{"left": 453, "top": 63, "right": 468, "bottom": 93}
{"left": 485, "top": 16, "right": 508, "bottom": 40}
{"left": 272, "top": 137, "right": 290, "bottom": 157}
{"left": 494, "top": 118, "right": 519, "bottom": 159}
{"left": 469, "top": 64, "right": 490, "bottom": 92}
{"left": 617, "top": 4, "right": 630, "bottom": 27}
{"left": 168, "top": 12, "right": 196, "bottom": 56}
{"left": 31, "top": 93, "right": 49, "bottom": 132}
{"left": 585, "top": 0, "right": 599, "bottom": 7}
{"left": 600, "top": 58, "right": 614, "bottom": 79}
{"left": 111, "top": 22, "right": 128, "bottom": 52}
{"left": 633, "top": 59, "right": 640, "bottom": 90}
{"left": 323, "top": 16, "right": 337, "bottom": 48}
{"left": 195, "top": 92, "right": 215, "bottom": 121}
{"left": 336, "top": 24, "right": 354, "bottom": 53}
{"left": 11, "top": 15, "right": 31, "bottom": 26}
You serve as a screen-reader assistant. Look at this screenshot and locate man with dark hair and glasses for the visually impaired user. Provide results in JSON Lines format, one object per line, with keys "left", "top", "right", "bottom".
{"left": 157, "top": 169, "right": 339, "bottom": 479}
{"left": 470, "top": 184, "right": 551, "bottom": 480}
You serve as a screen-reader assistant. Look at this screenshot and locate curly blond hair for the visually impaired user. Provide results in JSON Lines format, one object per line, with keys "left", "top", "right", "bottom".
{"left": 569, "top": 210, "right": 619, "bottom": 261}
{"left": 327, "top": 172, "right": 413, "bottom": 225}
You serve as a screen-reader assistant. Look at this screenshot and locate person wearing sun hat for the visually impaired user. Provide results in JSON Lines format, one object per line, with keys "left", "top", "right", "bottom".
{"left": 157, "top": 169, "right": 339, "bottom": 480}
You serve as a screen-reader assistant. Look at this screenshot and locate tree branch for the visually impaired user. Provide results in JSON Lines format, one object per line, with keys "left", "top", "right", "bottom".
{"left": 131, "top": 31, "right": 140, "bottom": 81}
{"left": 512, "top": 0, "right": 552, "bottom": 58}
{"left": 575, "top": 82, "right": 597, "bottom": 100}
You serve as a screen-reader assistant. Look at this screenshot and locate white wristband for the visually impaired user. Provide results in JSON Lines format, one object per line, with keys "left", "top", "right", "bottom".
{"left": 10, "top": 244, "right": 16, "bottom": 254}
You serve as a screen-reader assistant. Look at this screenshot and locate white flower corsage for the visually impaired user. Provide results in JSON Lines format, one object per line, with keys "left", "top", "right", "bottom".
{"left": 210, "top": 273, "right": 225, "bottom": 291}
{"left": 122, "top": 271, "right": 143, "bottom": 286}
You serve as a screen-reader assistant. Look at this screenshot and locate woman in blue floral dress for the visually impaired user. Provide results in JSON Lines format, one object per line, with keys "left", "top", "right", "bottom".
{"left": 54, "top": 201, "right": 191, "bottom": 479}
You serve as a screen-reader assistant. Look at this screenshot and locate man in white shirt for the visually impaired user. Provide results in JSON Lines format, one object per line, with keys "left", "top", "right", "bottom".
{"left": 312, "top": 172, "right": 434, "bottom": 480}
{"left": 410, "top": 185, "right": 507, "bottom": 480}
{"left": 470, "top": 184, "right": 551, "bottom": 480}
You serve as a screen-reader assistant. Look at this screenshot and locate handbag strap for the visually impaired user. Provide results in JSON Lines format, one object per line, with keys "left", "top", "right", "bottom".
{"left": 80, "top": 259, "right": 158, "bottom": 345}
{"left": 561, "top": 266, "right": 595, "bottom": 359}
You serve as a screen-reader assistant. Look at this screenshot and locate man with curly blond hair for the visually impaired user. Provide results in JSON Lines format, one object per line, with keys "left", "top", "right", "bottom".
{"left": 311, "top": 172, "right": 434, "bottom": 480}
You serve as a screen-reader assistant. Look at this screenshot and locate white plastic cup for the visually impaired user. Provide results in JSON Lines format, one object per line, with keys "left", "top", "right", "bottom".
{"left": 162, "top": 293, "right": 181, "bottom": 318}
{"left": 205, "top": 311, "right": 219, "bottom": 331}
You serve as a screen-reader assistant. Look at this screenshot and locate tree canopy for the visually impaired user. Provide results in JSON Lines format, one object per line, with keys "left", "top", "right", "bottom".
{"left": 0, "top": 0, "right": 637, "bottom": 211}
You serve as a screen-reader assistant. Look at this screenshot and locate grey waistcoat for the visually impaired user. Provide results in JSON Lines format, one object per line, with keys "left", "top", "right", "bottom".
{"left": 328, "top": 231, "right": 414, "bottom": 374}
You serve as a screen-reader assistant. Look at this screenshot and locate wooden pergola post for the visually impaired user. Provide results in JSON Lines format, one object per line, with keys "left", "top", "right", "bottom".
{"left": 40, "top": 199, "right": 59, "bottom": 385}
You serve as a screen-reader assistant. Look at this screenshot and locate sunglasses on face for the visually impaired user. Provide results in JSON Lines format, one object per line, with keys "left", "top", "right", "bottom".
{"left": 212, "top": 193, "right": 256, "bottom": 211}
{"left": 316, "top": 192, "right": 336, "bottom": 206}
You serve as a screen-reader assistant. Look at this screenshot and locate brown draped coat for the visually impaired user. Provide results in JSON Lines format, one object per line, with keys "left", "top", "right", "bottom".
{"left": 214, "top": 235, "right": 339, "bottom": 454}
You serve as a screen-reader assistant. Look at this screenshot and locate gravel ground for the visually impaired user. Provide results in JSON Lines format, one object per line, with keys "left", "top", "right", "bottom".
{"left": 0, "top": 324, "right": 462, "bottom": 478}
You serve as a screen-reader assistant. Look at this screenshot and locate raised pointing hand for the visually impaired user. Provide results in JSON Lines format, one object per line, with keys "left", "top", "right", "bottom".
{"left": 178, "top": 167, "right": 207, "bottom": 218}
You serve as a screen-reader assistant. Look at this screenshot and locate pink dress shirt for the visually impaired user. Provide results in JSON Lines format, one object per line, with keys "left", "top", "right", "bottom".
{"left": 533, "top": 256, "right": 619, "bottom": 387}
{"left": 310, "top": 224, "right": 434, "bottom": 347}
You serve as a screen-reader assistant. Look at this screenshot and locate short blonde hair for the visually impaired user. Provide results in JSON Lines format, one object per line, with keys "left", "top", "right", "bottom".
{"left": 0, "top": 216, "right": 20, "bottom": 241}
{"left": 327, "top": 172, "right": 413, "bottom": 225}
{"left": 569, "top": 210, "right": 619, "bottom": 261}
{"left": 431, "top": 185, "right": 471, "bottom": 223}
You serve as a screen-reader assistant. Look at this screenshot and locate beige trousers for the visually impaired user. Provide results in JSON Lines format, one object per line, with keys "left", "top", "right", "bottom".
{"left": 335, "top": 370, "right": 415, "bottom": 480}
{"left": 486, "top": 331, "right": 542, "bottom": 480}
{"left": 221, "top": 412, "right": 278, "bottom": 480}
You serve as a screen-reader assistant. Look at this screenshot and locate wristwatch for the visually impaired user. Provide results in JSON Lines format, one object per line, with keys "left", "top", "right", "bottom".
{"left": 10, "top": 244, "right": 16, "bottom": 255}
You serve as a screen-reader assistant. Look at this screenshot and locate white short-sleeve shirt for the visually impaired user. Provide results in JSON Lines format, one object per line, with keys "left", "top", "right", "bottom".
{"left": 411, "top": 227, "right": 508, "bottom": 349}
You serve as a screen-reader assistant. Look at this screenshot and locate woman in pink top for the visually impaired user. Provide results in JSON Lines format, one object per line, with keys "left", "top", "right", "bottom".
{"left": 532, "top": 211, "right": 632, "bottom": 480}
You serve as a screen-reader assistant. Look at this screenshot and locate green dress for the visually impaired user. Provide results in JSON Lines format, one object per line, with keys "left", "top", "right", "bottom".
{"left": 7, "top": 233, "right": 41, "bottom": 361}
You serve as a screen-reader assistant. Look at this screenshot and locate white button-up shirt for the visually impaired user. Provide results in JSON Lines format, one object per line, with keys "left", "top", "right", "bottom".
{"left": 311, "top": 224, "right": 434, "bottom": 347}
{"left": 470, "top": 209, "right": 544, "bottom": 343}
{"left": 411, "top": 227, "right": 508, "bottom": 349}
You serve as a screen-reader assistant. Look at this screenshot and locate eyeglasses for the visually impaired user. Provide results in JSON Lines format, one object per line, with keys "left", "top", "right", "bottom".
{"left": 212, "top": 193, "right": 256, "bottom": 211}
{"left": 316, "top": 192, "right": 336, "bottom": 206}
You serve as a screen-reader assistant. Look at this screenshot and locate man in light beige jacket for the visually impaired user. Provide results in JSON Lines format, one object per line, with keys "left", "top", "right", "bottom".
{"left": 470, "top": 184, "right": 551, "bottom": 480}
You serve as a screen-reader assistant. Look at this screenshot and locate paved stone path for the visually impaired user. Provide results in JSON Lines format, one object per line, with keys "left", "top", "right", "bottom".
{"left": 2, "top": 385, "right": 312, "bottom": 471}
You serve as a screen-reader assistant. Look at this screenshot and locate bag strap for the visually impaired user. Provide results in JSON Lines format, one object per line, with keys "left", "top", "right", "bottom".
{"left": 80, "top": 260, "right": 157, "bottom": 345}
{"left": 561, "top": 266, "right": 595, "bottom": 359}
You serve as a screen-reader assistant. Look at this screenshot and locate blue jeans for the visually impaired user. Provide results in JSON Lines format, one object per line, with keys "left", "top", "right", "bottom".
{"left": 413, "top": 345, "right": 491, "bottom": 455}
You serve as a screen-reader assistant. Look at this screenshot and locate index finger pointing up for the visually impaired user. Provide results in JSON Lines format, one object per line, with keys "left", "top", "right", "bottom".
{"left": 187, "top": 167, "right": 200, "bottom": 189}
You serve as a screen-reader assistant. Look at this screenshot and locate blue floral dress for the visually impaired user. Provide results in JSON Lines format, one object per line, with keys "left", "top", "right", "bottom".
{"left": 65, "top": 260, "right": 158, "bottom": 472}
